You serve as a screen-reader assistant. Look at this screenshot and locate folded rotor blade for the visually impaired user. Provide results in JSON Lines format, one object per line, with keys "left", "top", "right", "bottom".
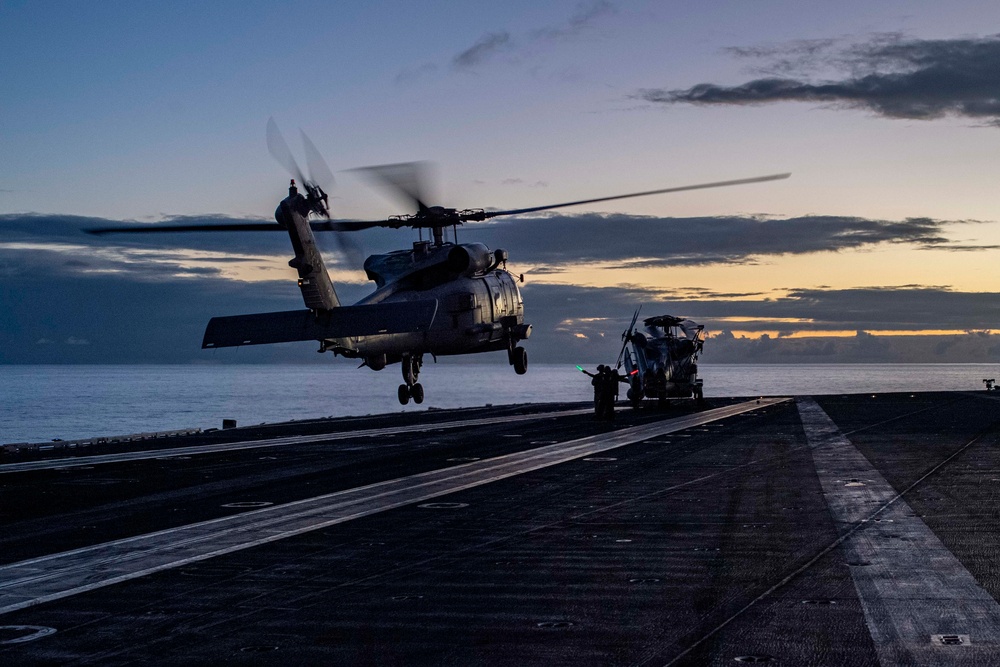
{"left": 481, "top": 173, "right": 790, "bottom": 219}
{"left": 616, "top": 305, "right": 642, "bottom": 369}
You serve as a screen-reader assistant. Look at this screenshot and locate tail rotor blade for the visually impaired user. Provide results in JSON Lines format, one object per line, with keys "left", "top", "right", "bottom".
{"left": 266, "top": 117, "right": 305, "bottom": 184}
{"left": 301, "top": 129, "right": 335, "bottom": 191}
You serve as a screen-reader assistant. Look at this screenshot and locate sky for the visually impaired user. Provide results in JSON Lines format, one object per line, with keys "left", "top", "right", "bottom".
{"left": 4, "top": 0, "right": 1000, "bottom": 365}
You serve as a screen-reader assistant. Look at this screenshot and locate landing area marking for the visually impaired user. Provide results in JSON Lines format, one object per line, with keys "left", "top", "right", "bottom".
{"left": 664, "top": 396, "right": 1000, "bottom": 666}
{"left": 800, "top": 398, "right": 1000, "bottom": 664}
{"left": 0, "top": 398, "right": 785, "bottom": 616}
{"left": 0, "top": 407, "right": 594, "bottom": 474}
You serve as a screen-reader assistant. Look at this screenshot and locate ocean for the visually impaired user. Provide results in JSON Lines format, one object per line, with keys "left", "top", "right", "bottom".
{"left": 2, "top": 362, "right": 998, "bottom": 444}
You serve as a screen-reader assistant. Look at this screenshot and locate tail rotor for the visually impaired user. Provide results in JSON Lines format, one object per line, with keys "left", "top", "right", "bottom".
{"left": 266, "top": 118, "right": 364, "bottom": 264}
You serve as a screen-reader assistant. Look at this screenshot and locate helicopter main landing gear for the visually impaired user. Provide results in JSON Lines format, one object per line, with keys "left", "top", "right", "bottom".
{"left": 398, "top": 354, "right": 424, "bottom": 405}
{"left": 508, "top": 344, "right": 528, "bottom": 375}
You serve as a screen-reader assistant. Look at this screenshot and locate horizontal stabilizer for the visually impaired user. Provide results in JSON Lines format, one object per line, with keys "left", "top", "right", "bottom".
{"left": 203, "top": 300, "right": 438, "bottom": 349}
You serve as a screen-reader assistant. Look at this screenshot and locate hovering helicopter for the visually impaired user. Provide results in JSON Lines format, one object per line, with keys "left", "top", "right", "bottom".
{"left": 90, "top": 121, "right": 787, "bottom": 405}
{"left": 618, "top": 309, "right": 707, "bottom": 405}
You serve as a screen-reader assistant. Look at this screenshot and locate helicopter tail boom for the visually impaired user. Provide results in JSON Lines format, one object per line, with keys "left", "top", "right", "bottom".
{"left": 202, "top": 300, "right": 438, "bottom": 349}
{"left": 276, "top": 184, "right": 342, "bottom": 311}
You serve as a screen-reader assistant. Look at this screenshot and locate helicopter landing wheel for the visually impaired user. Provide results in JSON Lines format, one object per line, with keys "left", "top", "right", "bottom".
{"left": 398, "top": 384, "right": 410, "bottom": 405}
{"left": 411, "top": 383, "right": 424, "bottom": 404}
{"left": 512, "top": 346, "right": 527, "bottom": 375}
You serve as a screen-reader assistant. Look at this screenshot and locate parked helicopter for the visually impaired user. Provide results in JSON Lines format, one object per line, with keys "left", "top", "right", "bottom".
{"left": 618, "top": 308, "right": 707, "bottom": 405}
{"left": 90, "top": 122, "right": 787, "bottom": 404}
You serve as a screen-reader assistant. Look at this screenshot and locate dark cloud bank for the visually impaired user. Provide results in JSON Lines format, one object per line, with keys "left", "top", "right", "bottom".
{"left": 1, "top": 210, "right": 977, "bottom": 268}
{"left": 640, "top": 34, "right": 1000, "bottom": 126}
{"left": 2, "top": 212, "right": 999, "bottom": 364}
{"left": 520, "top": 283, "right": 1000, "bottom": 364}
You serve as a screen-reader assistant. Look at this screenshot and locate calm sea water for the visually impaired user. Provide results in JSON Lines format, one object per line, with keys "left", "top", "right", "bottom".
{"left": 2, "top": 363, "right": 997, "bottom": 444}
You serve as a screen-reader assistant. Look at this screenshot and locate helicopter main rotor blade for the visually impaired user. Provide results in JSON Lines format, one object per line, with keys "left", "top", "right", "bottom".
{"left": 309, "top": 218, "right": 401, "bottom": 232}
{"left": 349, "top": 161, "right": 435, "bottom": 213}
{"left": 87, "top": 223, "right": 287, "bottom": 235}
{"left": 479, "top": 173, "right": 790, "bottom": 220}
{"left": 266, "top": 117, "right": 306, "bottom": 185}
{"left": 86, "top": 220, "right": 392, "bottom": 235}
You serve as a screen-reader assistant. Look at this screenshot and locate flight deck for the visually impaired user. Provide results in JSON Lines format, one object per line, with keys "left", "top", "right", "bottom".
{"left": 2, "top": 392, "right": 999, "bottom": 665}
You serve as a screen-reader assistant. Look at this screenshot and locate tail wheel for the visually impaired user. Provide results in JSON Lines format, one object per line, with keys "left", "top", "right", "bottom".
{"left": 397, "top": 384, "right": 410, "bottom": 405}
{"left": 513, "top": 346, "right": 528, "bottom": 375}
{"left": 411, "top": 383, "right": 424, "bottom": 404}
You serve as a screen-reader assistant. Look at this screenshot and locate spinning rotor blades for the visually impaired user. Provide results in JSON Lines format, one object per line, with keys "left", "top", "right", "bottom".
{"left": 480, "top": 172, "right": 791, "bottom": 219}
{"left": 349, "top": 161, "right": 435, "bottom": 213}
{"left": 300, "top": 129, "right": 335, "bottom": 192}
{"left": 85, "top": 120, "right": 789, "bottom": 238}
{"left": 266, "top": 117, "right": 305, "bottom": 186}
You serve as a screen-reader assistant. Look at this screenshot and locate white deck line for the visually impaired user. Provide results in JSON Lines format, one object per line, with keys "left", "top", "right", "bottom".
{"left": 0, "top": 398, "right": 786, "bottom": 616}
{"left": 798, "top": 398, "right": 1000, "bottom": 664}
{"left": 0, "top": 407, "right": 593, "bottom": 474}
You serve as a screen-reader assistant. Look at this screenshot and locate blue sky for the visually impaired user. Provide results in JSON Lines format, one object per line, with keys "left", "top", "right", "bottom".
{"left": 5, "top": 1, "right": 1000, "bottom": 364}
{"left": 7, "top": 0, "right": 998, "bottom": 220}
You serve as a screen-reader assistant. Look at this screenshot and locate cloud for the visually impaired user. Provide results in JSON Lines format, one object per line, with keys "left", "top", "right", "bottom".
{"left": 761, "top": 286, "right": 1000, "bottom": 331}
{"left": 6, "top": 211, "right": 1000, "bottom": 365}
{"left": 747, "top": 286, "right": 1000, "bottom": 332}
{"left": 534, "top": 283, "right": 1000, "bottom": 335}
{"left": 640, "top": 34, "right": 1000, "bottom": 125}
{"left": 453, "top": 31, "right": 513, "bottom": 69}
{"left": 468, "top": 213, "right": 972, "bottom": 267}
{"left": 0, "top": 267, "right": 373, "bottom": 364}
{"left": 0, "top": 213, "right": 370, "bottom": 279}
{"left": 404, "top": 2, "right": 617, "bottom": 80}
{"left": 5, "top": 250, "right": 1000, "bottom": 365}
{"left": 0, "top": 212, "right": 986, "bottom": 287}
{"left": 516, "top": 283, "right": 1000, "bottom": 363}
{"left": 519, "top": 283, "right": 1000, "bottom": 363}
{"left": 394, "top": 63, "right": 438, "bottom": 84}
{"left": 530, "top": 1, "right": 616, "bottom": 42}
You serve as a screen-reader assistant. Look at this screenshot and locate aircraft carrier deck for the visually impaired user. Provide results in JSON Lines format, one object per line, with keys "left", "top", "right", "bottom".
{"left": 2, "top": 391, "right": 1000, "bottom": 666}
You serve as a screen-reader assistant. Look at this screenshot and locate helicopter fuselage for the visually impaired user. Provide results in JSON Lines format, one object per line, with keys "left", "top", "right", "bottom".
{"left": 330, "top": 244, "right": 529, "bottom": 367}
{"left": 202, "top": 187, "right": 531, "bottom": 402}
{"left": 622, "top": 316, "right": 705, "bottom": 403}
